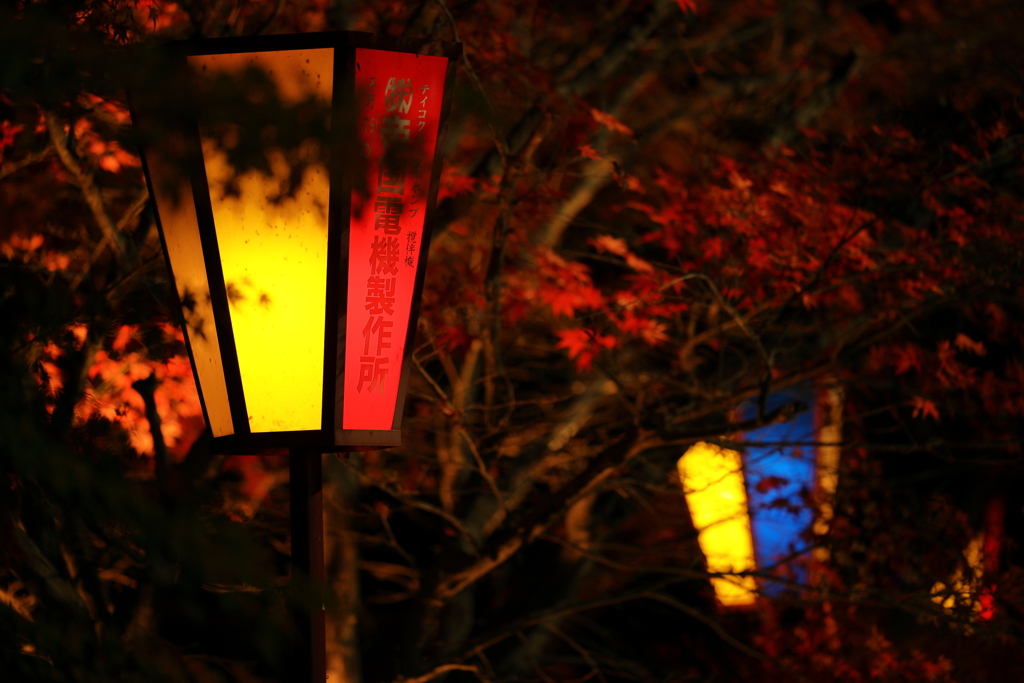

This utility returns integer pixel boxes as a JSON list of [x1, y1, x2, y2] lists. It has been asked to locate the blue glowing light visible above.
[[739, 388, 817, 591]]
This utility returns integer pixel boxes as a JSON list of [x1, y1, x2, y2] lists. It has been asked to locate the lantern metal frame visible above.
[[131, 31, 460, 455]]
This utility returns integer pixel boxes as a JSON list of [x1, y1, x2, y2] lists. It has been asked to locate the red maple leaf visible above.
[[590, 108, 633, 136], [674, 0, 698, 14], [556, 329, 618, 371], [911, 396, 940, 422], [579, 144, 602, 161], [954, 333, 986, 356]]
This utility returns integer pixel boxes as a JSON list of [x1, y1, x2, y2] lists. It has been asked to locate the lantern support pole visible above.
[[289, 448, 326, 683]]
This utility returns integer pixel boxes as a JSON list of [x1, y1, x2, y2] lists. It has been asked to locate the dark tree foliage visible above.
[[3, 1, 1024, 682]]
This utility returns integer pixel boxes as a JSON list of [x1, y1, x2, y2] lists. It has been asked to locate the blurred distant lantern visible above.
[[130, 31, 459, 683], [677, 386, 843, 608]]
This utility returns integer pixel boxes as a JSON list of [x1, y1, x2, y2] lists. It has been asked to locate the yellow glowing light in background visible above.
[[813, 386, 843, 563], [678, 442, 758, 606], [931, 534, 984, 615], [189, 49, 334, 433]]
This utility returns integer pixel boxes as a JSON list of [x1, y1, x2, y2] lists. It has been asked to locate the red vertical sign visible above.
[[343, 49, 448, 431]]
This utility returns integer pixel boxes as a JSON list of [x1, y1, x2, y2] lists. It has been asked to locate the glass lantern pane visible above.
[[739, 388, 817, 591], [143, 132, 234, 438], [342, 48, 449, 431], [189, 48, 334, 433], [678, 442, 758, 606]]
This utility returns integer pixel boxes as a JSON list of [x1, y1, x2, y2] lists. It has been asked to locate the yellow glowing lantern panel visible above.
[[189, 49, 334, 433], [141, 127, 234, 438], [678, 442, 758, 606]]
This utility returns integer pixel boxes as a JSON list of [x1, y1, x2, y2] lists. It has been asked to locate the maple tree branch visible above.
[[545, 378, 619, 451], [460, 576, 690, 660], [175, 0, 206, 37], [116, 189, 151, 233], [540, 46, 805, 249], [641, 592, 811, 683], [412, 354, 456, 412], [435, 338, 481, 512], [484, 114, 553, 303], [937, 133, 1024, 184], [458, 427, 508, 516], [679, 2, 796, 58], [692, 275, 774, 419], [468, 0, 673, 184], [769, 49, 861, 147], [44, 111, 125, 262], [540, 156, 616, 248], [335, 456, 481, 556], [48, 324, 104, 437], [394, 663, 487, 683], [454, 338, 482, 414], [658, 400, 806, 446], [11, 520, 92, 619], [435, 3, 807, 239], [132, 374, 170, 477], [404, 0, 445, 38], [662, 362, 832, 432], [0, 143, 54, 181], [69, 189, 152, 292], [536, 8, 854, 247], [479, 112, 552, 424], [434, 0, 508, 164], [538, 48, 669, 249], [479, 450, 578, 540], [536, 533, 708, 582], [428, 330, 465, 398], [541, 623, 608, 683], [434, 430, 640, 599], [577, 269, 773, 413], [514, 629, 561, 683], [446, 399, 804, 599], [253, 0, 285, 35], [557, 0, 677, 98]]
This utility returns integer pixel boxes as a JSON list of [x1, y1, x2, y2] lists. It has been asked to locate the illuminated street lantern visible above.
[[130, 31, 459, 683], [131, 32, 458, 455], [678, 387, 844, 607]]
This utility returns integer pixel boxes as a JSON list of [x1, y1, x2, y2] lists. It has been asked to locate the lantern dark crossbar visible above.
[[130, 32, 459, 454]]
